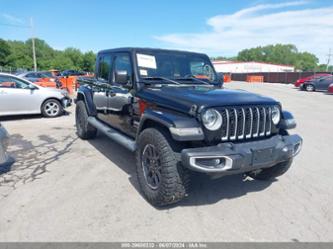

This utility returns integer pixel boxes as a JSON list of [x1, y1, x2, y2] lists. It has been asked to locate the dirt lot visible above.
[[0, 82, 332, 242]]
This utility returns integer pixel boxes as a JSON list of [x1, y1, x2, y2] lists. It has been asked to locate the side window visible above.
[[98, 54, 112, 82], [113, 53, 132, 84], [0, 76, 16, 88], [0, 76, 30, 89]]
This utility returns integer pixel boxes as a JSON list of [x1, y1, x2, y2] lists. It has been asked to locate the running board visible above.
[[87, 117, 136, 152]]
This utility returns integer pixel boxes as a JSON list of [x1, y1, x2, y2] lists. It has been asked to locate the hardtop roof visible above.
[[97, 47, 208, 57]]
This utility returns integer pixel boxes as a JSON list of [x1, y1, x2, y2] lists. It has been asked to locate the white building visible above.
[[212, 60, 295, 73]]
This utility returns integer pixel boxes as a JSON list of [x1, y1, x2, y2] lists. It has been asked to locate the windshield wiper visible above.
[[142, 77, 181, 85], [174, 77, 210, 85]]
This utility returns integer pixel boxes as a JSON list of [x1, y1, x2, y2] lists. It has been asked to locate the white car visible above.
[[0, 73, 71, 118]]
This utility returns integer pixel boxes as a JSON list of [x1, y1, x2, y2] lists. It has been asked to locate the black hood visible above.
[[137, 85, 279, 114]]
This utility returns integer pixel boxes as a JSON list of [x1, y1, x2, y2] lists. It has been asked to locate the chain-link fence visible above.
[[0, 66, 32, 74]]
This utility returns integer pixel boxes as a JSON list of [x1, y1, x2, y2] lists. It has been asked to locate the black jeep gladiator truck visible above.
[[75, 48, 302, 206]]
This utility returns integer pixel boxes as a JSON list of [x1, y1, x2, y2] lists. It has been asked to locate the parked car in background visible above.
[[302, 75, 333, 92], [294, 73, 331, 88], [0, 73, 71, 118], [17, 71, 53, 82], [0, 123, 14, 172], [17, 71, 62, 88], [61, 70, 86, 77], [328, 83, 333, 94]]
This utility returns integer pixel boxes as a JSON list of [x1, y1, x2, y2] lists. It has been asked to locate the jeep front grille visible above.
[[220, 106, 273, 141]]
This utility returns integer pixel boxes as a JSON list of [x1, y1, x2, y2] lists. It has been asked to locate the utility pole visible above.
[[30, 17, 37, 72], [327, 48, 332, 72]]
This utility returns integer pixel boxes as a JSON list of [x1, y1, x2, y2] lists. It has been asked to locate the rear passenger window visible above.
[[98, 54, 112, 82], [0, 76, 30, 89], [0, 76, 16, 88]]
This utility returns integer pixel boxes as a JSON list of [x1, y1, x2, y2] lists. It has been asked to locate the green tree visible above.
[[81, 51, 96, 72], [50, 53, 75, 70], [294, 52, 318, 71], [6, 40, 33, 69], [3, 39, 96, 71], [63, 47, 83, 70], [0, 39, 11, 66], [26, 38, 56, 70], [237, 44, 318, 71], [316, 64, 333, 72]]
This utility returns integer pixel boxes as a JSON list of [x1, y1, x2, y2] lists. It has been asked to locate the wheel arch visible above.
[[137, 108, 204, 142], [76, 88, 97, 116]]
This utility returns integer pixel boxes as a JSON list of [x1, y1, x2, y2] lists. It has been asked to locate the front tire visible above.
[[247, 159, 293, 181], [75, 101, 97, 139], [136, 128, 190, 207], [41, 99, 63, 118], [305, 84, 315, 92]]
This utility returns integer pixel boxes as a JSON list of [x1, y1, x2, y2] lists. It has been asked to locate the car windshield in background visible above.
[[136, 51, 218, 84], [40, 72, 53, 78]]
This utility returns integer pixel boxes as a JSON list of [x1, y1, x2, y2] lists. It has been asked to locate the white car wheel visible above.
[[42, 99, 62, 118]]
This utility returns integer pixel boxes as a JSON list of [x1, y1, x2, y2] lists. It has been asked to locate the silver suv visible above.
[[0, 73, 71, 117]]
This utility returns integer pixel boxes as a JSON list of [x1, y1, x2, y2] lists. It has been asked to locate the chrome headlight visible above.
[[201, 109, 222, 131], [272, 106, 281, 125]]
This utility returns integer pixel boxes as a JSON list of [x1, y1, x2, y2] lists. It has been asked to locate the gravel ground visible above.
[[0, 82, 332, 242]]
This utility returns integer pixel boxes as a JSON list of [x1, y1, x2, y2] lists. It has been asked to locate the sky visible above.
[[0, 0, 332, 63]]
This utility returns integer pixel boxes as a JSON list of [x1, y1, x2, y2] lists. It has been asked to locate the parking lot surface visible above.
[[0, 82, 332, 242]]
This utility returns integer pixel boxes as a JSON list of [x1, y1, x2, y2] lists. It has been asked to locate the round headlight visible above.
[[272, 106, 281, 125], [202, 109, 222, 131]]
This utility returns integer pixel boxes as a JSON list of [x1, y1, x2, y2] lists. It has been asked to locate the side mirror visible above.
[[216, 73, 224, 88], [28, 84, 38, 90], [115, 70, 129, 85]]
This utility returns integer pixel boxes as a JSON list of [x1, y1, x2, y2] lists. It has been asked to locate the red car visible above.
[[294, 73, 331, 87], [328, 83, 333, 93]]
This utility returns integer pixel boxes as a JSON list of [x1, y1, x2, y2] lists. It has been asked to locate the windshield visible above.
[[136, 51, 218, 84], [41, 72, 53, 78]]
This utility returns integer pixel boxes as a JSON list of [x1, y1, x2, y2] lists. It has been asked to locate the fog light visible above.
[[196, 158, 224, 168]]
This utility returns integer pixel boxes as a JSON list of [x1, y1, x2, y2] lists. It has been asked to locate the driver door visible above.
[[106, 52, 135, 137], [0, 76, 40, 116], [94, 53, 113, 124]]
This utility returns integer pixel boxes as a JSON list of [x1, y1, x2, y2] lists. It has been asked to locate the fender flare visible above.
[[76, 86, 97, 116], [278, 111, 296, 130], [137, 109, 204, 141]]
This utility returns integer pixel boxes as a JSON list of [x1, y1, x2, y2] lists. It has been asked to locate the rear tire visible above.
[[247, 159, 293, 181], [75, 101, 97, 139], [41, 99, 63, 118], [136, 128, 190, 207]]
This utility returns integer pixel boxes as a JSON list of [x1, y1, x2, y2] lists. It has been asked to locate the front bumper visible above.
[[181, 134, 302, 175], [61, 97, 72, 108]]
